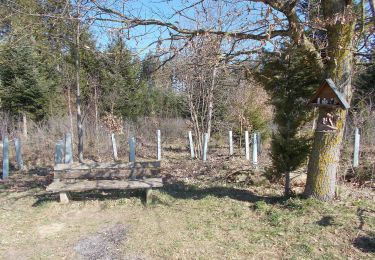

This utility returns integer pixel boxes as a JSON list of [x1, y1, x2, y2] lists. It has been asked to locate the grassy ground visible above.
[[0, 170, 374, 260]]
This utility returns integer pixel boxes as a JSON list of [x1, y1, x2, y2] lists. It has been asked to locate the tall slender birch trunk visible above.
[[75, 0, 84, 163]]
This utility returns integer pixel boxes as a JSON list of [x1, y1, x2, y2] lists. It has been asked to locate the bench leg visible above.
[[145, 188, 152, 205], [59, 192, 70, 204]]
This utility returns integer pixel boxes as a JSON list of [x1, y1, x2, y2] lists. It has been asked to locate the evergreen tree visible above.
[[0, 45, 51, 120], [258, 47, 322, 195]]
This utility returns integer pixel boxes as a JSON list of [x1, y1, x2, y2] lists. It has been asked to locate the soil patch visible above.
[[74, 224, 127, 260]]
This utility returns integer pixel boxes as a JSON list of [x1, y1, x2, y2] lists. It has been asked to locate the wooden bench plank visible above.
[[46, 178, 163, 192], [54, 168, 161, 180], [54, 161, 161, 171]]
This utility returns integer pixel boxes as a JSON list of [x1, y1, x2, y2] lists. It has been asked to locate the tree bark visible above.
[[285, 171, 291, 196], [304, 0, 355, 200], [75, 0, 84, 163], [67, 84, 74, 150], [22, 112, 27, 139], [369, 0, 375, 26], [206, 66, 217, 141]]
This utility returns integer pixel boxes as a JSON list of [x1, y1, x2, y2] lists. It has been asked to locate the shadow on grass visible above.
[[316, 216, 335, 227], [354, 208, 375, 253], [0, 167, 52, 194], [353, 233, 375, 253], [32, 181, 287, 207], [32, 189, 145, 207], [161, 181, 286, 205]]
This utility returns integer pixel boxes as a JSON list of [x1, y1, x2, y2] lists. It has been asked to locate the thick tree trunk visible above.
[[304, 109, 347, 200], [304, 0, 355, 200]]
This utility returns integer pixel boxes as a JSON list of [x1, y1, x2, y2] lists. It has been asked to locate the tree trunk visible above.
[[206, 66, 217, 141], [22, 112, 27, 139], [285, 171, 291, 196], [75, 1, 84, 163], [304, 0, 355, 200], [369, 0, 375, 26], [67, 84, 74, 150]]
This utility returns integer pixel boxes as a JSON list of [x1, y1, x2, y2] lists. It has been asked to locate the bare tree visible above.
[[91, 0, 374, 200]]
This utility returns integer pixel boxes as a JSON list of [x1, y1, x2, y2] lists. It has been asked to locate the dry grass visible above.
[[1, 116, 374, 259], [0, 159, 374, 260]]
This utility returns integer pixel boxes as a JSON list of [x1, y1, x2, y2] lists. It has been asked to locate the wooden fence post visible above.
[[157, 130, 161, 161], [129, 137, 136, 179], [229, 130, 233, 156], [2, 136, 9, 179], [111, 133, 118, 161], [353, 128, 360, 168], [245, 131, 250, 160], [14, 138, 24, 170], [257, 132, 262, 155], [64, 133, 73, 164], [55, 140, 64, 164], [129, 137, 136, 163], [188, 131, 195, 159], [252, 133, 258, 166], [203, 133, 208, 162]]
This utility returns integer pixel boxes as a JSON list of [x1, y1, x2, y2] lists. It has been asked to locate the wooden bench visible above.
[[46, 161, 163, 204]]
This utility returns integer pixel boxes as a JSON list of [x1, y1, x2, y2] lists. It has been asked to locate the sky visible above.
[[89, 0, 285, 58]]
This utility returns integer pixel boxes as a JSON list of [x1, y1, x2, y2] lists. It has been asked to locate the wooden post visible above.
[[64, 133, 73, 164], [145, 188, 152, 205], [2, 136, 9, 179], [129, 137, 136, 179], [245, 131, 250, 160], [257, 132, 262, 155], [14, 138, 24, 170], [55, 140, 64, 164], [129, 137, 136, 162], [203, 133, 208, 161], [252, 133, 258, 166], [229, 130, 233, 156], [353, 128, 360, 168], [157, 130, 161, 161], [188, 131, 195, 159], [59, 192, 70, 204], [111, 133, 118, 161]]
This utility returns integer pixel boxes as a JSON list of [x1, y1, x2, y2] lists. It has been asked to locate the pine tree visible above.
[[259, 47, 322, 195], [0, 45, 51, 120]]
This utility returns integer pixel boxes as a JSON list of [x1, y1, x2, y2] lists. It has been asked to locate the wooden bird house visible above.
[[309, 79, 350, 110]]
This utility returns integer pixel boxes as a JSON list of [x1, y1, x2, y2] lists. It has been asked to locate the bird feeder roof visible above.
[[309, 78, 350, 109]]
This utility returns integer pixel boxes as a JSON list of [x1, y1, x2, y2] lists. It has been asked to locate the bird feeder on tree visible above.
[[309, 78, 350, 132]]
